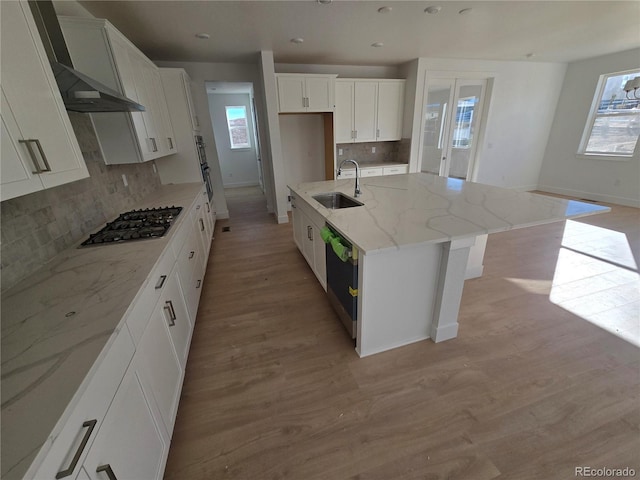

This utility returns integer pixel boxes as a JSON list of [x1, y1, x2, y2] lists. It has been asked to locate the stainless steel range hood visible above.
[[28, 0, 145, 113]]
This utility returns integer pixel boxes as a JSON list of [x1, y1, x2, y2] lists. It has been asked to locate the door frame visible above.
[[417, 71, 494, 181]]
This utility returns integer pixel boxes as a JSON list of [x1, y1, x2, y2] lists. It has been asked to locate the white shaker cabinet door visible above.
[[353, 81, 378, 143], [161, 268, 193, 370], [80, 363, 168, 480], [277, 76, 306, 112], [1, 91, 44, 199], [334, 81, 354, 143], [134, 291, 184, 437], [0, 1, 88, 201], [376, 81, 405, 141], [305, 76, 333, 112]]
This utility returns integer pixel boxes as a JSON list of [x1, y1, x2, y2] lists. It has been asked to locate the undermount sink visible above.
[[312, 192, 364, 209]]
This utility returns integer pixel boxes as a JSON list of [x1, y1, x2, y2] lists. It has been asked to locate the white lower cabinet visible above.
[[31, 330, 135, 480], [136, 272, 185, 436], [78, 358, 168, 480], [159, 268, 192, 371], [27, 189, 212, 480], [290, 191, 327, 290]]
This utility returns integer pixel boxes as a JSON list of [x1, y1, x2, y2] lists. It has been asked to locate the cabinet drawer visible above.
[[30, 328, 135, 480], [361, 168, 383, 177], [337, 169, 357, 179], [125, 247, 177, 345], [383, 165, 408, 175]]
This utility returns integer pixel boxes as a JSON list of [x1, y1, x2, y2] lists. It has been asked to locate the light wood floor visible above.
[[164, 190, 639, 480]]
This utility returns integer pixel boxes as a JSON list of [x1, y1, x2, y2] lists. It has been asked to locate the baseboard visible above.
[[216, 210, 229, 219], [223, 182, 261, 188], [277, 214, 289, 224], [536, 185, 640, 207], [511, 184, 538, 192]]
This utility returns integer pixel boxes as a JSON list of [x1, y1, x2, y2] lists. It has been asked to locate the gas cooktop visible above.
[[80, 206, 182, 247]]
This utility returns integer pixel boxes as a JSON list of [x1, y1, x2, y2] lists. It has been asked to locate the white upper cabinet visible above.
[[58, 16, 176, 164], [276, 74, 336, 112], [334, 79, 405, 144], [0, 1, 89, 202], [376, 81, 405, 141]]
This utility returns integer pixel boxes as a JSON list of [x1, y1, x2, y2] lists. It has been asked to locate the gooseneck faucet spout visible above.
[[337, 159, 361, 197]]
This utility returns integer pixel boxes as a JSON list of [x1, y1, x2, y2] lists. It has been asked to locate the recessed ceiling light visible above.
[[525, 53, 535, 58], [458, 8, 472, 15], [195, 33, 210, 39], [424, 5, 441, 14], [377, 6, 392, 13], [317, 0, 332, 4], [290, 37, 304, 44], [371, 42, 384, 48]]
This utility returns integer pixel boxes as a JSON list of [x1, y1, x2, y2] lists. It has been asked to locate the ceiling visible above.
[[73, 1, 640, 66]]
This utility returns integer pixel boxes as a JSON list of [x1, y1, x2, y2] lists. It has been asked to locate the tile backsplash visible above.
[[1, 113, 161, 292], [336, 139, 410, 166]]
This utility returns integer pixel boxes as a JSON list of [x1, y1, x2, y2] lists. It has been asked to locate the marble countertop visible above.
[[289, 173, 610, 254], [1, 183, 203, 480]]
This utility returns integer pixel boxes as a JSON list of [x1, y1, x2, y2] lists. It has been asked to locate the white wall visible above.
[[279, 114, 325, 188], [208, 92, 260, 188], [407, 58, 567, 190], [538, 49, 640, 207], [156, 60, 274, 217]]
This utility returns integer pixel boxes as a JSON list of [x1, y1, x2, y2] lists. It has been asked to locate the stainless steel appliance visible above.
[[195, 135, 214, 201], [325, 225, 359, 339], [80, 207, 182, 246], [28, 1, 144, 113]]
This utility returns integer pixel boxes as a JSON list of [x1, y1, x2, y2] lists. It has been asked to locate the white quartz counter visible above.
[[0, 183, 203, 480], [289, 173, 610, 254]]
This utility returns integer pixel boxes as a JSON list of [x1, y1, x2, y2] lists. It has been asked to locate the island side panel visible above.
[[465, 234, 488, 280], [356, 244, 441, 357], [430, 237, 475, 342]]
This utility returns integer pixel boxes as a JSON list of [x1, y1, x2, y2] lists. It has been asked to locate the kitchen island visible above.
[[289, 173, 609, 357]]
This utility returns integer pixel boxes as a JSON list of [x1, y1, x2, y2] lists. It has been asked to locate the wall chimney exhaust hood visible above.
[[28, 0, 145, 113]]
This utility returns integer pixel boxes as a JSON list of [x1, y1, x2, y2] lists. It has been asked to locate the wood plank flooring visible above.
[[164, 191, 639, 480]]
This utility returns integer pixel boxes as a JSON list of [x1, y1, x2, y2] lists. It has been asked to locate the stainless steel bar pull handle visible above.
[[188, 251, 195, 259], [199, 218, 205, 231], [155, 275, 167, 289], [164, 300, 177, 326], [19, 139, 51, 173], [96, 464, 118, 480], [55, 419, 97, 479], [206, 202, 210, 213], [150, 137, 158, 152], [168, 137, 174, 149], [196, 279, 202, 289]]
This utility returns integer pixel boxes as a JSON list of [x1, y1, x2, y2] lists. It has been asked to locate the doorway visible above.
[[206, 82, 265, 195], [420, 77, 488, 180]]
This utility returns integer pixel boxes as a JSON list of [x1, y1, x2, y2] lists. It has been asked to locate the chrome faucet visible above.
[[338, 159, 361, 197]]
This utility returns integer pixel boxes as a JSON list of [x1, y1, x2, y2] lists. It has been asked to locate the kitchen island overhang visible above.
[[289, 173, 610, 357]]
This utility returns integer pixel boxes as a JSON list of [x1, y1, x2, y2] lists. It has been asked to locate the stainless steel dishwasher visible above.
[[324, 225, 358, 339]]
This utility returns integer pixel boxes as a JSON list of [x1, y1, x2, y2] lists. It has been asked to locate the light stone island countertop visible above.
[[1, 183, 203, 480], [289, 173, 610, 254]]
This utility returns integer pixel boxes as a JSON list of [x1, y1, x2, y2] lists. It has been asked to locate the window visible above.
[[225, 106, 251, 149], [579, 69, 640, 157]]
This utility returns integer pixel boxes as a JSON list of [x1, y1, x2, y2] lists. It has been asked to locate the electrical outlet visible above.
[[338, 148, 343, 155], [122, 174, 128, 187], [372, 146, 376, 153], [152, 162, 157, 173]]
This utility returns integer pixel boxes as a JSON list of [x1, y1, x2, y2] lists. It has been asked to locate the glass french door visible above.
[[420, 78, 486, 180]]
